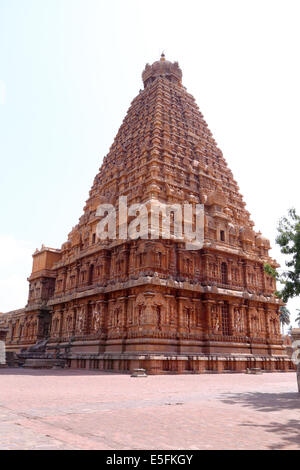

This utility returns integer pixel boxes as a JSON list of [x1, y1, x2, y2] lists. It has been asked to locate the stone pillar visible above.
[[97, 299, 108, 350], [62, 267, 68, 292], [88, 301, 96, 335], [84, 302, 92, 335], [18, 322, 24, 341], [37, 312, 48, 340], [217, 301, 224, 335], [192, 298, 201, 329], [59, 309, 64, 338], [258, 307, 266, 338], [76, 262, 81, 288], [291, 328, 300, 393], [264, 308, 271, 339], [127, 295, 136, 329], [10, 321, 16, 341], [164, 294, 175, 326], [108, 299, 115, 331], [228, 303, 235, 336], [245, 303, 251, 337], [118, 296, 128, 336], [72, 305, 78, 335], [243, 262, 251, 289], [177, 296, 188, 334], [202, 300, 214, 335]]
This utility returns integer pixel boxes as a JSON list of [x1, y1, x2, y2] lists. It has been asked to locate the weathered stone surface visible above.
[[0, 55, 294, 373]]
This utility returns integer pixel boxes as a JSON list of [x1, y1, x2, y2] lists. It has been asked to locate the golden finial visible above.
[[160, 51, 165, 62]]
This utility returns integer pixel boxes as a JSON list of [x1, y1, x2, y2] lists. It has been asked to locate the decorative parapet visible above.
[[291, 328, 300, 392]]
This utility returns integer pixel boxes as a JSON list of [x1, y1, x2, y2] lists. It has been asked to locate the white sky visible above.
[[0, 0, 299, 328]]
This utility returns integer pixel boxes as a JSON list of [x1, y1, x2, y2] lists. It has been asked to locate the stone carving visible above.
[[234, 308, 244, 333], [211, 306, 220, 333], [76, 308, 85, 334], [65, 314, 73, 333], [91, 305, 101, 332], [27, 338, 49, 353]]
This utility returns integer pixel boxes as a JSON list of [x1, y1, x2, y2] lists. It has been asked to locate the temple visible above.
[[0, 55, 293, 373]]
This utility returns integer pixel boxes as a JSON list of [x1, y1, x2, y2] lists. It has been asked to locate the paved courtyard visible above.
[[0, 369, 299, 450]]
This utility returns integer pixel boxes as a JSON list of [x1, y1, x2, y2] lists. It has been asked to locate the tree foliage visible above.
[[276, 208, 300, 303], [265, 208, 300, 304], [279, 306, 291, 327]]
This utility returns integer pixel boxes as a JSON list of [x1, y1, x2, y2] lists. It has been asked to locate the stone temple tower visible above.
[[2, 55, 293, 373]]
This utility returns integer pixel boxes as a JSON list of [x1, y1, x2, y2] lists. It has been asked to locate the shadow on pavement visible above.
[[240, 419, 300, 450], [220, 391, 300, 449], [220, 391, 300, 412]]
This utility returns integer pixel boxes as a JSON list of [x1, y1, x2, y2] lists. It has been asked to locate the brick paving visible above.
[[0, 369, 299, 450]]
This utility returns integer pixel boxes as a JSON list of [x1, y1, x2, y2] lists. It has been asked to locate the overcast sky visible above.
[[0, 0, 299, 328]]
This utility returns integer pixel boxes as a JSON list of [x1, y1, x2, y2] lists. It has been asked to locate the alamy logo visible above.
[[96, 197, 204, 250]]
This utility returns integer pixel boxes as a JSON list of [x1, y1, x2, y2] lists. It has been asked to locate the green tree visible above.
[[276, 208, 300, 303], [265, 209, 300, 307], [279, 306, 291, 333]]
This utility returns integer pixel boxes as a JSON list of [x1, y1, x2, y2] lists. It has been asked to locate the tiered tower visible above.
[[3, 55, 292, 373]]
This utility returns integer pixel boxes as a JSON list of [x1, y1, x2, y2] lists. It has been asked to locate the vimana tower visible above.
[[2, 55, 293, 373]]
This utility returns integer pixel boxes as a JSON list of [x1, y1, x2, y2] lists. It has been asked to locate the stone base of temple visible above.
[[61, 353, 294, 375], [6, 337, 295, 374], [5, 350, 294, 374], [22, 358, 66, 369]]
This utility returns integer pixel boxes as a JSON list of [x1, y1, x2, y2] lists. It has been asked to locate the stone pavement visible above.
[[0, 369, 299, 450]]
